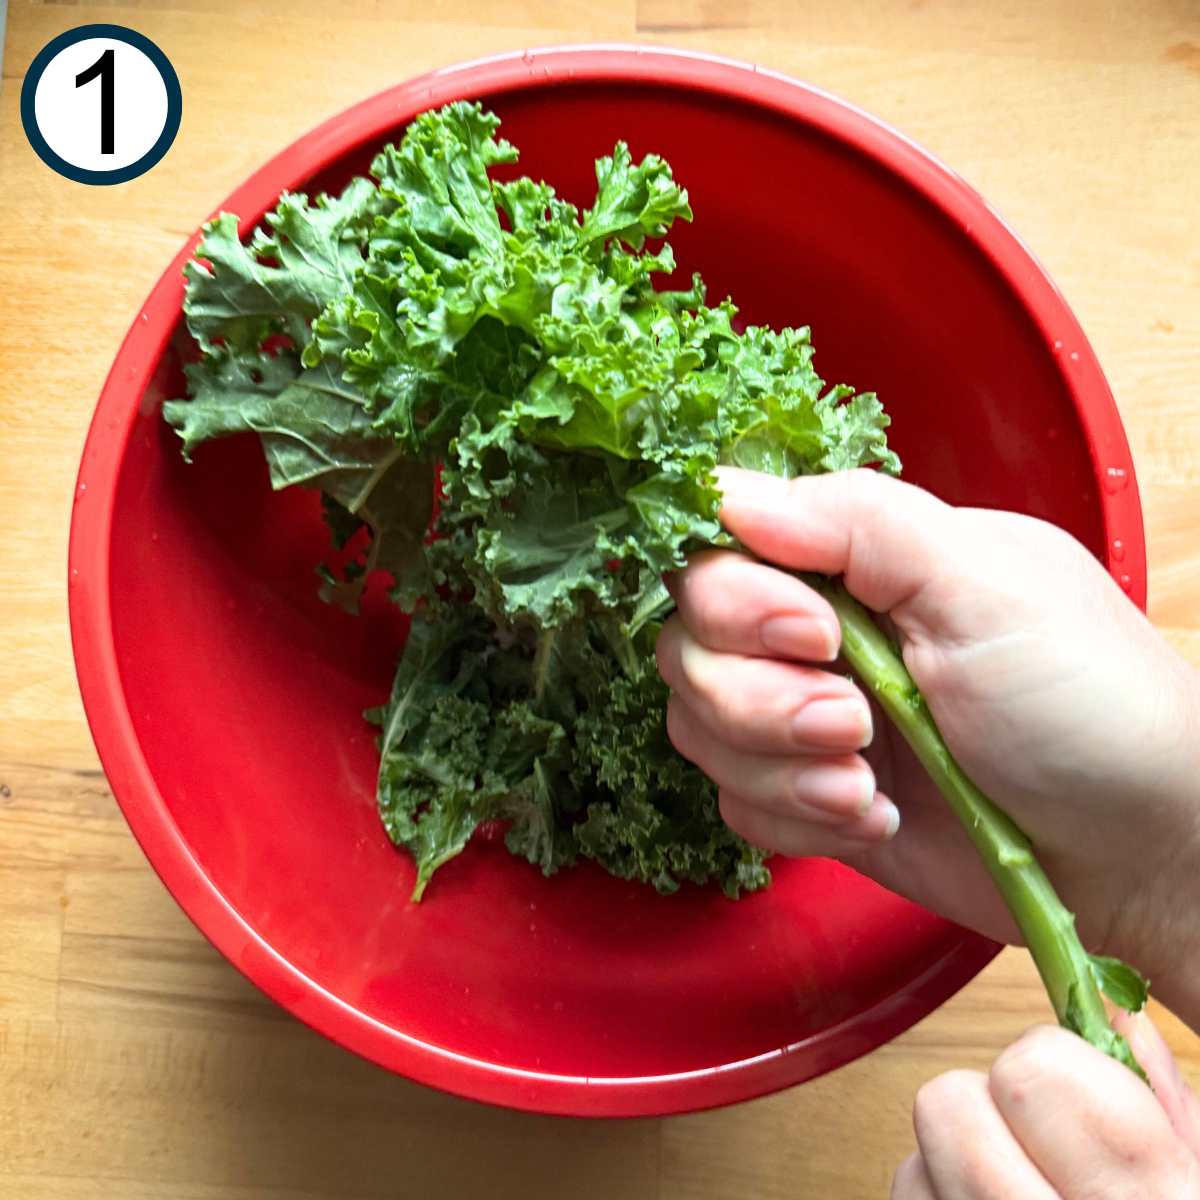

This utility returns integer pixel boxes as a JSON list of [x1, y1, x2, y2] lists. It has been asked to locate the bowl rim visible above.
[[68, 43, 1144, 1118]]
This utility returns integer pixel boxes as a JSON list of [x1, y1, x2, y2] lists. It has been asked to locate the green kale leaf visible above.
[[164, 99, 899, 901]]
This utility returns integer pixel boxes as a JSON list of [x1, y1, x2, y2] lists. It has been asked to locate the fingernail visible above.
[[879, 797, 901, 839], [678, 635, 723, 694], [839, 796, 899, 843], [792, 763, 875, 821], [712, 467, 784, 506], [760, 615, 839, 662], [711, 466, 748, 492], [792, 697, 872, 749]]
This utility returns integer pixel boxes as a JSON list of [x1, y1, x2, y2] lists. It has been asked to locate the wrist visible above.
[[1106, 649, 1200, 1031]]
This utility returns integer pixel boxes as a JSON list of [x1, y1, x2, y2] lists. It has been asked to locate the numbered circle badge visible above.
[[21, 24, 182, 185]]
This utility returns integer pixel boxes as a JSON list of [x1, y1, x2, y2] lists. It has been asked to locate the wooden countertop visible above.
[[2, 2, 1198, 1196]]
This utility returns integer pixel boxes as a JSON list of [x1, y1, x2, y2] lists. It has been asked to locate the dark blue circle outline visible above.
[[20, 24, 182, 186]]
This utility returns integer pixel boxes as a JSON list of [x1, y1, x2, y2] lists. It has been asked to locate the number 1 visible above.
[[75, 47, 115, 155]]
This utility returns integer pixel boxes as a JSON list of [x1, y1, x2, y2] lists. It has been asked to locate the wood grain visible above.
[[2, 1, 1198, 1196]]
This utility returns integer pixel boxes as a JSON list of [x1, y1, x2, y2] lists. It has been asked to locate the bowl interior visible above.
[[108, 80, 1103, 1091]]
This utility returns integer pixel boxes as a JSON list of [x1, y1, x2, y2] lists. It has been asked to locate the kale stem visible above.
[[596, 613, 640, 678], [532, 628, 557, 705], [811, 575, 1145, 1078]]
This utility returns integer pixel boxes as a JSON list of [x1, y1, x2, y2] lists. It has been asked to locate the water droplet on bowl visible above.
[[76, 482, 87, 497], [521, 49, 534, 66], [1118, 573, 1132, 593], [1111, 538, 1126, 562], [1052, 340, 1064, 352], [1069, 350, 1080, 362], [1103, 466, 1129, 494]]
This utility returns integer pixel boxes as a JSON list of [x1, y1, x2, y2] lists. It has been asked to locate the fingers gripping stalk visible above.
[[817, 576, 1147, 1078]]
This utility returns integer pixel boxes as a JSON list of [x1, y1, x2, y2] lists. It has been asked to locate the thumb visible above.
[[1113, 1007, 1200, 1161], [713, 467, 957, 616]]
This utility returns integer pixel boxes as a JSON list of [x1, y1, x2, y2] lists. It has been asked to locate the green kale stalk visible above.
[[163, 101, 1147, 1073]]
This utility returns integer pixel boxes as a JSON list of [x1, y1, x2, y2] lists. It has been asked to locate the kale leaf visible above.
[[163, 100, 898, 900]]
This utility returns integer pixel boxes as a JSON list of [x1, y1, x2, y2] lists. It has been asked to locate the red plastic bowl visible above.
[[69, 46, 1145, 1117]]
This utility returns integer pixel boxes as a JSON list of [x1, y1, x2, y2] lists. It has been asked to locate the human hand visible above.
[[656, 468, 1200, 1019], [892, 1017, 1200, 1197]]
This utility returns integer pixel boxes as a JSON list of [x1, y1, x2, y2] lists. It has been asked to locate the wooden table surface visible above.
[[2, 1, 1199, 1196]]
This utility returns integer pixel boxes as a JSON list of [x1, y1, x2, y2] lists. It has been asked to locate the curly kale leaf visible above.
[[571, 658, 770, 898], [183, 179, 382, 353], [163, 352, 432, 612], [371, 609, 568, 898], [164, 100, 903, 902], [373, 611, 767, 900]]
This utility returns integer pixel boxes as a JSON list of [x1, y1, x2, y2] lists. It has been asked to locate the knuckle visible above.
[[782, 473, 809, 507], [957, 1156, 993, 1197], [678, 645, 753, 727], [912, 1070, 977, 1137], [1081, 1151, 1192, 1199], [681, 546, 733, 579], [1110, 1139, 1158, 1175], [989, 1025, 1067, 1105], [675, 631, 709, 694], [675, 549, 742, 630], [718, 791, 781, 855], [717, 790, 748, 836], [911, 1080, 941, 1135], [783, 467, 879, 521], [849, 465, 888, 491], [683, 589, 735, 649], [1092, 1119, 1190, 1184], [852, 468, 942, 528], [714, 685, 759, 736], [1167, 1144, 1200, 1191], [841, 466, 892, 508], [889, 1152, 925, 1200], [654, 616, 681, 685], [1022, 513, 1088, 559], [664, 697, 692, 758]]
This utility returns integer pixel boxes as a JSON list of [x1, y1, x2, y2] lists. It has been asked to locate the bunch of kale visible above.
[[164, 102, 897, 900]]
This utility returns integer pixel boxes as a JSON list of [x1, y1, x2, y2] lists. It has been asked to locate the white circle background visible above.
[[33, 37, 170, 173]]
